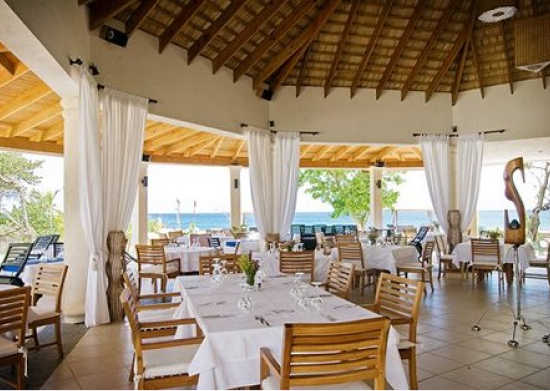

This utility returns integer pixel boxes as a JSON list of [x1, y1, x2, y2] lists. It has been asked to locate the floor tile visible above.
[[417, 352, 465, 374], [472, 356, 540, 380], [419, 375, 470, 390], [441, 366, 514, 389], [456, 338, 513, 355], [521, 368, 550, 389], [498, 381, 544, 390], [430, 345, 492, 364], [520, 342, 550, 357], [498, 349, 550, 369]]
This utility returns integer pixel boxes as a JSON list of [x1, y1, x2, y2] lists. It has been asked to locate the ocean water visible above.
[[148, 210, 550, 231]]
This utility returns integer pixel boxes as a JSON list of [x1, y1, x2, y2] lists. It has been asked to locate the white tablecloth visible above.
[[251, 250, 335, 282], [164, 246, 216, 273], [173, 275, 408, 390], [451, 242, 535, 269], [222, 239, 260, 255]]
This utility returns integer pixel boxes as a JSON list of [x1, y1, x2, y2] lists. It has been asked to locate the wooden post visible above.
[[106, 230, 127, 321]]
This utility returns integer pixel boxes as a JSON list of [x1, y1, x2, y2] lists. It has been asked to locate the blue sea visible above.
[[148, 210, 550, 231]]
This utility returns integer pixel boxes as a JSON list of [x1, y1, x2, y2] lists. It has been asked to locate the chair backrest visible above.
[[410, 226, 429, 244], [167, 230, 184, 239], [434, 234, 448, 256], [122, 269, 140, 300], [325, 262, 354, 299], [136, 245, 167, 272], [208, 237, 221, 248], [422, 241, 435, 265], [120, 288, 143, 356], [190, 234, 211, 247], [279, 251, 314, 276], [335, 234, 357, 245], [31, 264, 68, 312], [337, 242, 364, 269], [374, 273, 423, 343], [199, 254, 239, 275], [471, 238, 500, 265], [0, 286, 30, 346], [151, 238, 170, 247], [0, 243, 32, 277], [278, 318, 390, 389], [29, 234, 60, 261]]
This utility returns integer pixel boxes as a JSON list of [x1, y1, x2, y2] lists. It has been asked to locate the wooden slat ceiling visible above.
[[83, 0, 549, 102], [0, 41, 421, 167]]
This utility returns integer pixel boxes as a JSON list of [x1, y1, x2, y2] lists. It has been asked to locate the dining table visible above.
[[251, 249, 335, 282], [164, 245, 216, 273], [172, 274, 409, 390]]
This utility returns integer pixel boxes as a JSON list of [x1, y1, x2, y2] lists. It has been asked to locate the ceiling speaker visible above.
[[261, 89, 273, 101], [100, 25, 128, 47], [478, 0, 517, 23]]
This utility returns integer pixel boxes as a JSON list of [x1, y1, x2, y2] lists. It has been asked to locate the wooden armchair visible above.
[[136, 245, 180, 293], [323, 261, 354, 299], [120, 289, 203, 390], [334, 233, 357, 245], [396, 241, 434, 292], [167, 230, 184, 240], [279, 251, 314, 278], [434, 234, 453, 279], [337, 242, 369, 295], [470, 239, 502, 284], [525, 245, 550, 285], [259, 318, 390, 390], [363, 273, 424, 389], [151, 238, 170, 247], [0, 286, 30, 389], [198, 254, 239, 275], [26, 264, 68, 358]]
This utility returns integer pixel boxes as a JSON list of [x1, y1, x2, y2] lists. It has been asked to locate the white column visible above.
[[129, 162, 148, 250], [61, 96, 87, 324], [229, 166, 241, 228], [370, 168, 383, 229]]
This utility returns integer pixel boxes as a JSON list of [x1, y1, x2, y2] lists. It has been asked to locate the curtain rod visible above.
[[240, 123, 320, 136], [412, 129, 505, 137], [69, 58, 158, 104]]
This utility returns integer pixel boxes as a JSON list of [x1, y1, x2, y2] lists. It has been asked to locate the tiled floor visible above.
[[42, 272, 550, 390]]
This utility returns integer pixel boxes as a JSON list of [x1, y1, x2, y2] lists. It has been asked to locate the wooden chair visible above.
[[323, 261, 354, 299], [136, 245, 180, 293], [0, 243, 32, 286], [470, 239, 503, 285], [337, 242, 369, 295], [189, 234, 211, 247], [26, 264, 68, 358], [167, 230, 184, 240], [259, 317, 390, 390], [0, 286, 31, 389], [198, 254, 239, 275], [396, 241, 434, 292], [525, 245, 550, 285], [335, 234, 357, 246], [151, 238, 170, 247], [434, 234, 453, 279], [279, 251, 314, 278], [363, 273, 424, 390], [120, 288, 203, 390], [122, 269, 181, 307]]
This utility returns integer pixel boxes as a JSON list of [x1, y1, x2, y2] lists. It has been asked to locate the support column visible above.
[[370, 167, 383, 229], [229, 166, 242, 228], [129, 162, 148, 250], [61, 96, 87, 324]]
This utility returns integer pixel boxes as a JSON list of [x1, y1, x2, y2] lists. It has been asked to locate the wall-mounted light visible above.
[[376, 179, 382, 189], [141, 176, 148, 188]]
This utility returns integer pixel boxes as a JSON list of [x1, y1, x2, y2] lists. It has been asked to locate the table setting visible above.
[[172, 271, 409, 390], [164, 244, 216, 273], [451, 240, 535, 270]]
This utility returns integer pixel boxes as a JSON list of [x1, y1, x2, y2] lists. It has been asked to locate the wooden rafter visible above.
[[42, 121, 64, 142], [0, 53, 15, 75], [161, 133, 213, 155], [452, 40, 470, 106], [0, 83, 52, 121], [330, 146, 352, 162], [144, 128, 197, 150], [296, 45, 312, 98], [126, 0, 160, 37], [144, 124, 178, 141], [232, 0, 314, 81], [348, 146, 371, 162], [470, 38, 484, 98], [253, 0, 340, 90], [372, 146, 395, 161], [400, 1, 458, 101], [499, 22, 514, 94], [88, 0, 135, 30], [181, 134, 219, 156], [214, 0, 290, 76], [350, 0, 393, 98], [324, 0, 359, 98], [188, 0, 249, 65], [425, 3, 476, 103], [300, 144, 314, 158], [211, 136, 225, 157], [158, 0, 207, 54], [376, 0, 426, 99], [270, 42, 310, 94], [11, 103, 62, 137], [232, 140, 245, 160], [312, 145, 333, 161], [0, 64, 28, 89]]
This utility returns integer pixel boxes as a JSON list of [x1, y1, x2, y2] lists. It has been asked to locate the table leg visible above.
[[503, 263, 514, 284]]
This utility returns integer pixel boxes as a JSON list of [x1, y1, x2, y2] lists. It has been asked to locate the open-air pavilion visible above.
[[0, 0, 549, 389]]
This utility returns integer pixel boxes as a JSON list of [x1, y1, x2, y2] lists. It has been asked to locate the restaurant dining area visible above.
[[0, 0, 550, 389]]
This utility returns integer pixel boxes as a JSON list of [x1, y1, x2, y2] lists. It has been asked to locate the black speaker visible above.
[[261, 89, 273, 101], [100, 25, 128, 48]]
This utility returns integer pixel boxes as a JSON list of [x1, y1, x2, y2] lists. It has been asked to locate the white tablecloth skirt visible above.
[[451, 242, 535, 269], [222, 239, 260, 255], [164, 246, 216, 273], [252, 250, 335, 282]]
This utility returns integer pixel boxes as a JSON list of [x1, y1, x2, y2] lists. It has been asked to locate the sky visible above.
[[23, 152, 542, 214]]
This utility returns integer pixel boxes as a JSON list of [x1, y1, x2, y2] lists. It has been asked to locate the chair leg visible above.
[[359, 273, 365, 296], [16, 354, 24, 390], [409, 348, 418, 390], [547, 266, 550, 286], [32, 327, 39, 351], [129, 353, 135, 382], [438, 261, 442, 280], [429, 269, 434, 292], [55, 317, 64, 358]]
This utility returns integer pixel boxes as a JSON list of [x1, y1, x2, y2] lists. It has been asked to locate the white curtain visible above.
[[273, 132, 300, 240], [457, 133, 484, 231], [247, 128, 274, 238], [100, 88, 147, 233], [78, 69, 110, 327], [419, 134, 450, 233]]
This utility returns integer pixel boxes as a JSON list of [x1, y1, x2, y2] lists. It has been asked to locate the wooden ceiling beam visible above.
[[324, 0, 360, 98], [211, 136, 225, 158], [296, 44, 312, 97], [400, 0, 458, 101], [348, 146, 371, 162], [425, 3, 476, 103], [214, 0, 290, 76], [375, 0, 427, 99], [452, 40, 470, 106], [126, 0, 160, 37], [232, 0, 313, 81], [185, 136, 220, 157], [188, 0, 249, 65], [158, 0, 207, 54], [0, 83, 52, 121], [300, 144, 314, 158], [0, 53, 15, 75], [11, 103, 62, 137], [253, 0, 341, 90], [350, 0, 393, 98], [0, 136, 62, 155], [499, 22, 513, 94], [144, 124, 178, 141], [330, 146, 353, 162], [232, 140, 245, 160], [161, 133, 214, 155], [0, 43, 8, 53], [0, 63, 28, 90], [88, 0, 136, 30], [270, 41, 310, 94], [42, 121, 64, 142], [372, 146, 395, 161], [470, 39, 485, 98], [145, 128, 197, 150], [312, 145, 334, 161]]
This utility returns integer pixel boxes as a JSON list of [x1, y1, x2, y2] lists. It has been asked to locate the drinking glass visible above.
[[237, 283, 253, 313]]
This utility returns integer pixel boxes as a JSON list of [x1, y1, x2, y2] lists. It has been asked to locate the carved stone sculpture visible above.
[[106, 230, 127, 321]]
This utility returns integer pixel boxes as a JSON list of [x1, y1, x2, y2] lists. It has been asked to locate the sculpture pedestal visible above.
[[106, 231, 127, 321]]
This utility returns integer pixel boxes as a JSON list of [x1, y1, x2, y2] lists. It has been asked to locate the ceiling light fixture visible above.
[[478, 0, 517, 23]]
